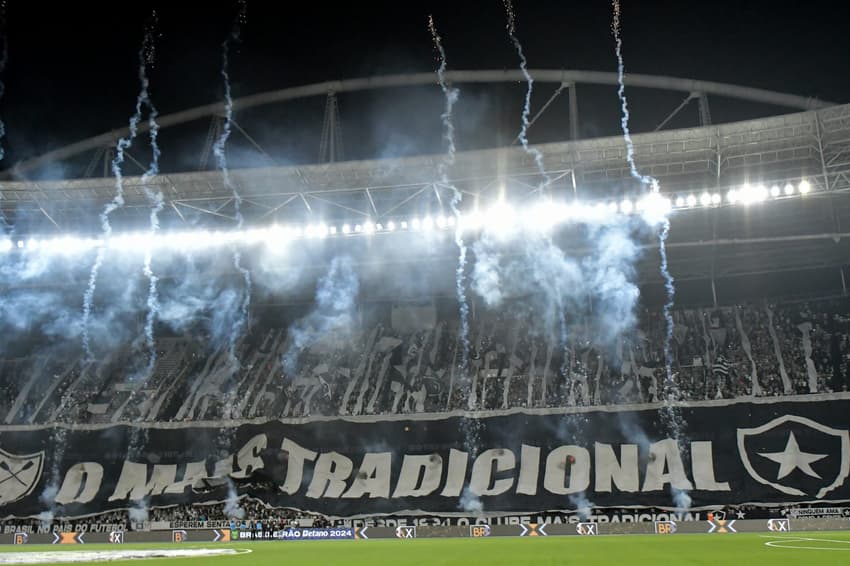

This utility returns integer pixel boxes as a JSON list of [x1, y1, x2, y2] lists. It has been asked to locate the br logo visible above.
[[395, 526, 416, 539], [767, 519, 790, 532], [109, 531, 124, 544], [738, 415, 849, 498], [576, 523, 597, 536], [0, 448, 44, 506], [172, 530, 188, 543], [13, 533, 27, 545], [470, 525, 491, 537], [655, 521, 677, 534]]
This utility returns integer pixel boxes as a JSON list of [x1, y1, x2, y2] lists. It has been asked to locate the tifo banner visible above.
[[0, 395, 849, 518]]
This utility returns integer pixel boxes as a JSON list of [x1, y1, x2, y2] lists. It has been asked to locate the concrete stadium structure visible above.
[[1, 70, 849, 302]]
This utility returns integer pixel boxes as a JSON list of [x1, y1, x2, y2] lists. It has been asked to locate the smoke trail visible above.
[[139, 14, 163, 380], [81, 16, 159, 363], [611, 0, 684, 506], [502, 0, 550, 188], [281, 255, 359, 376], [501, 2, 571, 398], [428, 16, 470, 384], [224, 478, 245, 519], [214, 0, 251, 372], [0, 3, 7, 164]]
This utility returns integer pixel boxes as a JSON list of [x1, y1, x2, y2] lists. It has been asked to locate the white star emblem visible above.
[[759, 432, 827, 480], [735, 510, 746, 519]]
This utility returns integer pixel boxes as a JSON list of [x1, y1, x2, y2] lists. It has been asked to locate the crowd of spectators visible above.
[[1, 297, 848, 424]]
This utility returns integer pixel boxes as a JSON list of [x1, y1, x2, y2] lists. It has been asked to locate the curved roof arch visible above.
[[7, 69, 838, 177]]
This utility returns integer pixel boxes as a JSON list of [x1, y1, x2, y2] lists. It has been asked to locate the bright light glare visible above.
[[711, 193, 721, 205], [342, 224, 351, 234], [686, 195, 697, 207], [620, 199, 633, 214], [799, 180, 811, 194], [699, 192, 711, 207], [770, 185, 780, 197], [727, 190, 738, 203], [386, 221, 396, 231], [675, 196, 685, 207], [784, 183, 794, 196]]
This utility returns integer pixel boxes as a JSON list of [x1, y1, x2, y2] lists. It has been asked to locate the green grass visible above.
[[3, 532, 850, 565]]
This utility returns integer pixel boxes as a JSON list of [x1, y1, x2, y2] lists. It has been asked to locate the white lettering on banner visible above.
[[690, 441, 730, 491], [594, 443, 639, 493], [164, 461, 208, 495], [306, 452, 354, 498], [439, 449, 468, 497], [56, 463, 103, 505], [232, 434, 267, 479], [469, 449, 515, 496], [342, 453, 392, 499], [108, 463, 178, 501], [642, 439, 694, 492], [544, 446, 590, 495], [515, 445, 540, 495], [392, 454, 442, 498], [40, 433, 782, 506], [280, 438, 317, 495]]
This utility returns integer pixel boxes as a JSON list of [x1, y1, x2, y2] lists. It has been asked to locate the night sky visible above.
[[2, 0, 849, 176]]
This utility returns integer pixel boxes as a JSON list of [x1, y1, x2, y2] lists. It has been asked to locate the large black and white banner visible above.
[[0, 395, 849, 518]]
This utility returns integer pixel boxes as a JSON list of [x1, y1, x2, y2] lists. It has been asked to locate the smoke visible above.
[[569, 493, 594, 521], [81, 18, 159, 362], [428, 15, 470, 383], [213, 0, 252, 372], [224, 479, 245, 519], [459, 486, 483, 514], [672, 487, 691, 511], [282, 256, 360, 376], [128, 500, 149, 525], [37, 510, 54, 531], [470, 221, 640, 353]]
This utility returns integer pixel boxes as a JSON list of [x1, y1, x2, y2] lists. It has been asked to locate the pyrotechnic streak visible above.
[[81, 17, 159, 363], [502, 0, 570, 391], [502, 0, 550, 188], [214, 0, 251, 371], [429, 15, 470, 385], [140, 13, 163, 378], [611, 0, 684, 506]]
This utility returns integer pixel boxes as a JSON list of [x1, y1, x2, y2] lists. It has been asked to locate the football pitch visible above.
[[2, 532, 850, 565]]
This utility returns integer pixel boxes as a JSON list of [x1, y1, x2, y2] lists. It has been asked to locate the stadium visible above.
[[1, 1, 850, 564]]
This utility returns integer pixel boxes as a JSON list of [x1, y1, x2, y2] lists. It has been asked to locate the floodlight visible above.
[[784, 183, 794, 196], [699, 192, 711, 207], [798, 180, 811, 194]]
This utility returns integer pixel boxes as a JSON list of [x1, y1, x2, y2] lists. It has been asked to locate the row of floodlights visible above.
[[673, 180, 811, 209], [0, 180, 813, 254]]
